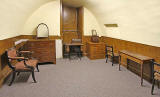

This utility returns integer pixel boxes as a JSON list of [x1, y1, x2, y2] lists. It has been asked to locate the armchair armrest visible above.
[[9, 57, 33, 69], [9, 57, 28, 60], [19, 51, 33, 53]]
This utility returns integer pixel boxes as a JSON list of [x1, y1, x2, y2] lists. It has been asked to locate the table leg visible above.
[[127, 59, 129, 69], [69, 46, 71, 60], [119, 54, 121, 71], [141, 62, 144, 86]]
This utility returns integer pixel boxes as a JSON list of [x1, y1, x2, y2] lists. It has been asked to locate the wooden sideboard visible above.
[[86, 42, 105, 60], [26, 40, 56, 64]]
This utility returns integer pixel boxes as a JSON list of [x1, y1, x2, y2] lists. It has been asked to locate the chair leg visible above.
[[78, 52, 81, 60], [36, 64, 39, 72], [31, 71, 37, 83], [9, 71, 16, 86], [151, 79, 155, 95], [106, 55, 108, 63], [17, 72, 20, 76], [157, 81, 160, 89], [112, 57, 114, 66], [69, 52, 71, 60]]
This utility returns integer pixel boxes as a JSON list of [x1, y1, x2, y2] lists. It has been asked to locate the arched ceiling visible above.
[[1, 0, 160, 46]]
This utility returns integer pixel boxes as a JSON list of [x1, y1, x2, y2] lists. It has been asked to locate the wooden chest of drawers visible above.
[[26, 40, 56, 64], [86, 42, 105, 60]]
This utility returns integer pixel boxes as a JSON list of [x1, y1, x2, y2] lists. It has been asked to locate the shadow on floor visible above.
[[4, 72, 31, 85]]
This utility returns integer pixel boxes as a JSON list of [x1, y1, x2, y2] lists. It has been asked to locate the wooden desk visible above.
[[119, 50, 153, 86], [64, 43, 83, 51], [63, 43, 84, 59], [65, 43, 84, 46]]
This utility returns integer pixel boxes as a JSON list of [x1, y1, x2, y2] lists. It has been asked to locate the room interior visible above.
[[0, 0, 160, 97]]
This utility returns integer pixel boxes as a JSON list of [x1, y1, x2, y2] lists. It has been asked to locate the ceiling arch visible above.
[[1, 0, 160, 46]]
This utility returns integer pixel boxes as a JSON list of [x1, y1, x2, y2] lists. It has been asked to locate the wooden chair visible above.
[[151, 61, 160, 95], [105, 45, 119, 66], [70, 39, 83, 59], [5, 47, 39, 86]]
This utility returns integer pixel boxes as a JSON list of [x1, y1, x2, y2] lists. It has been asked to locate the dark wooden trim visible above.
[[60, 0, 63, 38]]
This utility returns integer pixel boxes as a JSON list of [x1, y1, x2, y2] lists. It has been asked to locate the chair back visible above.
[[71, 39, 82, 43], [7, 47, 17, 58], [152, 61, 160, 80], [106, 45, 114, 56], [5, 47, 17, 70]]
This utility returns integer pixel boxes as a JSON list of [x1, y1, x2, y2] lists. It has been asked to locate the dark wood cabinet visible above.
[[86, 42, 105, 60], [26, 40, 56, 64]]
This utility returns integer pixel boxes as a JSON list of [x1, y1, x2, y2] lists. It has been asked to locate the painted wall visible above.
[[0, 0, 52, 40], [22, 1, 60, 36], [84, 0, 160, 47], [2, 0, 159, 47], [83, 7, 102, 36], [22, 5, 101, 37]]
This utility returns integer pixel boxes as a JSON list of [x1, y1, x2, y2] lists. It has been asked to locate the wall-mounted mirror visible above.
[[36, 23, 49, 39]]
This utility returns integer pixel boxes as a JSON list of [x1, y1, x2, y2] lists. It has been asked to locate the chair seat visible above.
[[108, 52, 119, 57], [114, 53, 119, 56], [15, 59, 38, 71], [154, 72, 160, 80]]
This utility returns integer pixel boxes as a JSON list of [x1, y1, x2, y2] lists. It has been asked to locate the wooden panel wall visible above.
[[77, 7, 84, 39], [62, 5, 78, 43], [63, 5, 78, 31], [101, 36, 160, 64], [62, 5, 83, 44], [0, 36, 22, 87]]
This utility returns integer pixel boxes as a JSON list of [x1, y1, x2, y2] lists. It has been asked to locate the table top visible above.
[[119, 50, 153, 61], [87, 42, 105, 45], [64, 43, 84, 46]]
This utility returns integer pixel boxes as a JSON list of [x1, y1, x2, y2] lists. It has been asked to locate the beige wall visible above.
[[0, 0, 53, 40], [1, 0, 159, 47], [83, 8, 102, 36], [22, 5, 101, 37], [85, 0, 160, 47], [22, 1, 60, 36]]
